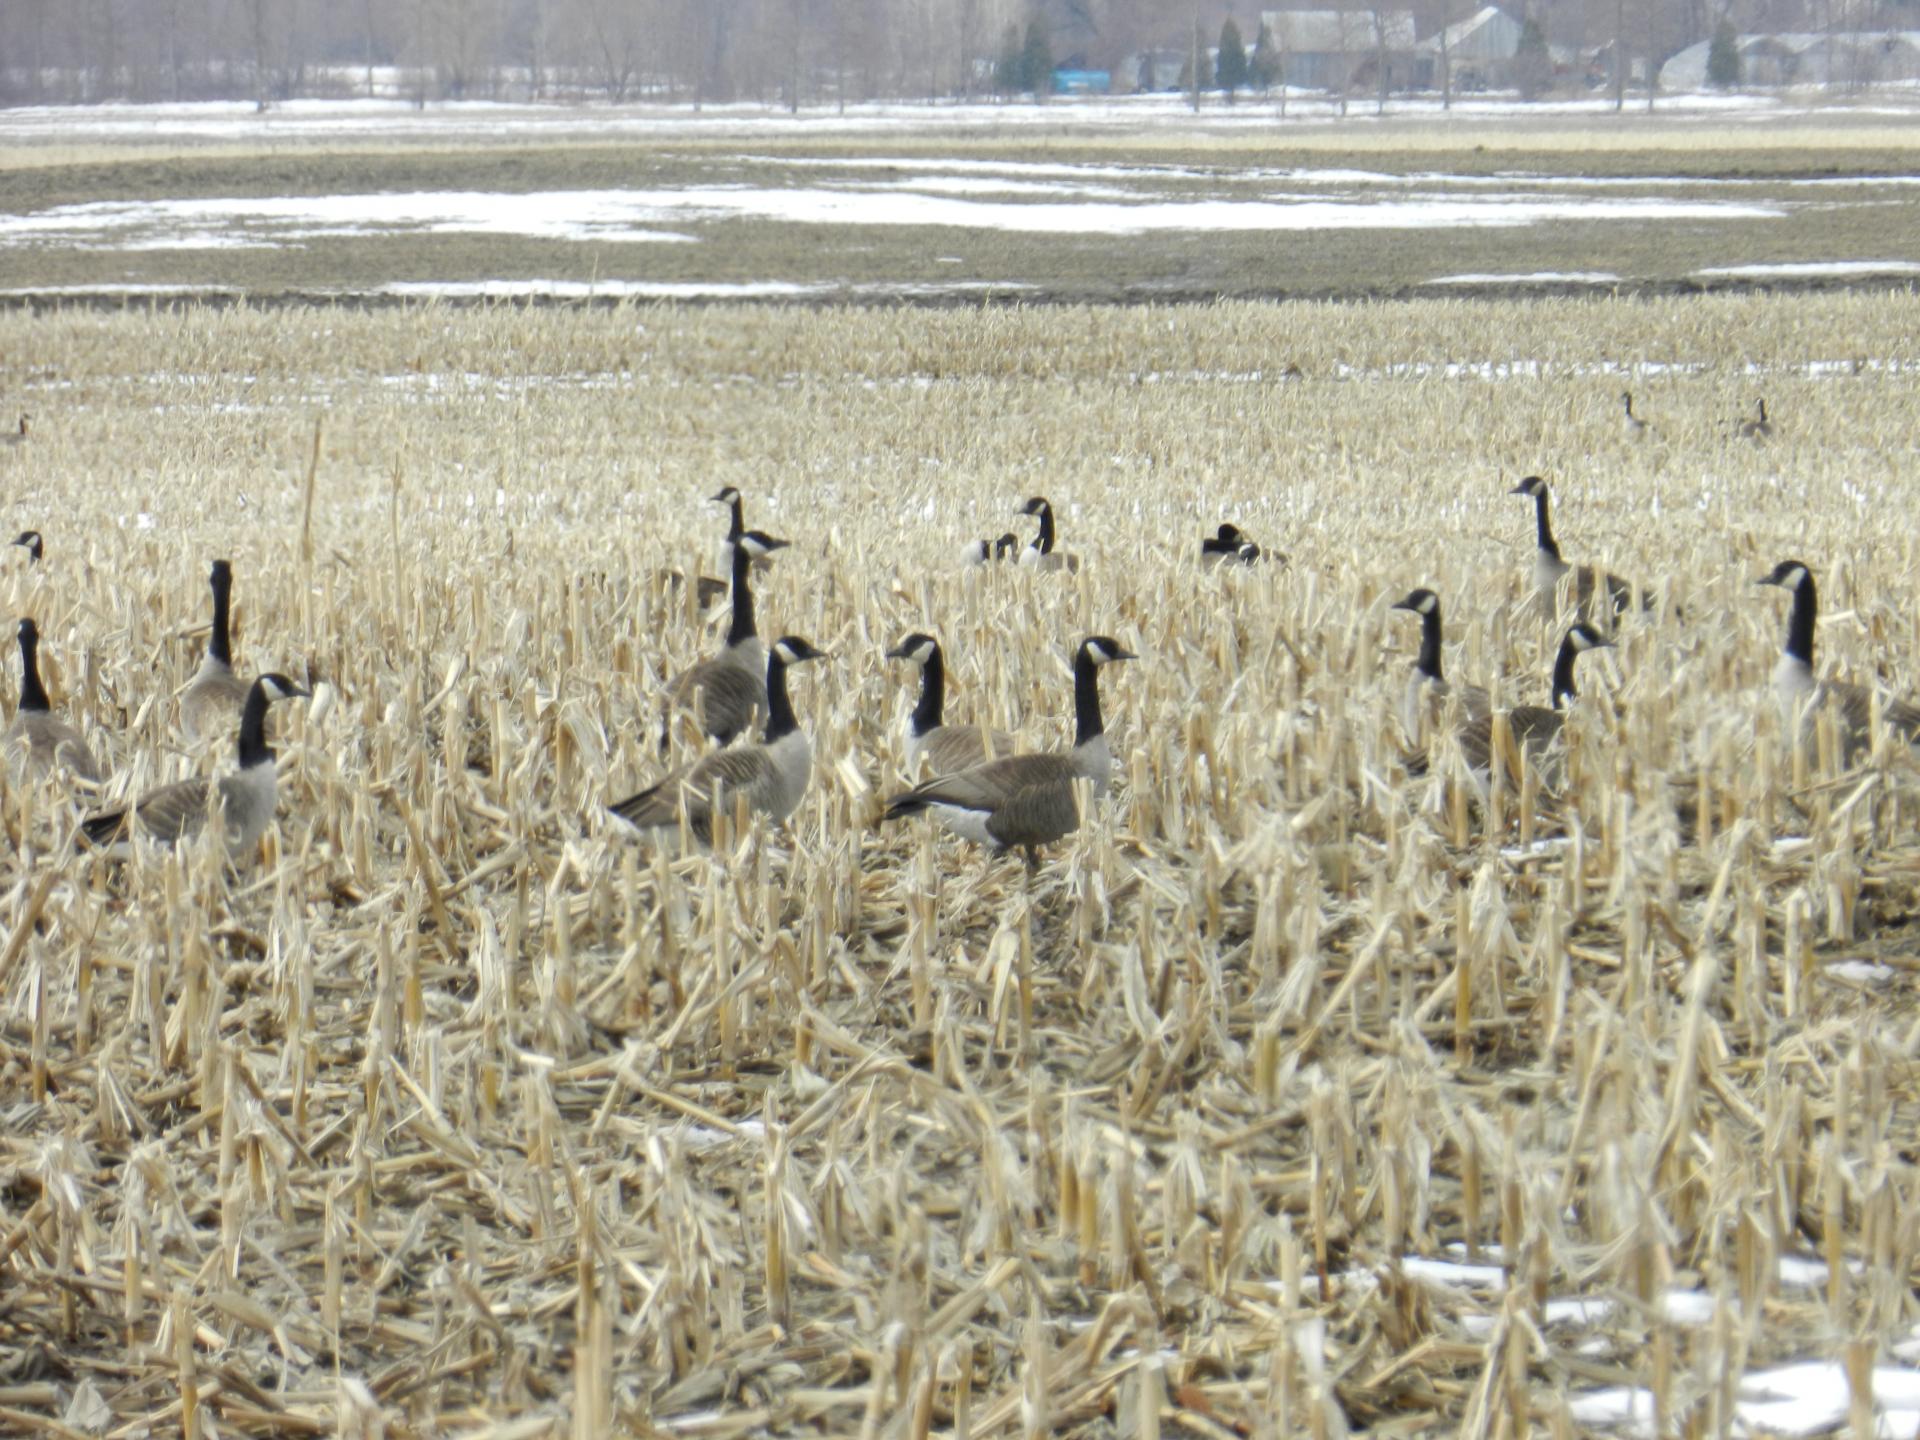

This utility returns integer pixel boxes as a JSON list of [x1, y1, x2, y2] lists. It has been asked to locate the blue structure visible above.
[[1052, 69, 1112, 95]]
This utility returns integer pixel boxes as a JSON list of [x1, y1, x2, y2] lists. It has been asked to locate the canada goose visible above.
[[1738, 398, 1773, 440], [5, 618, 100, 783], [2, 416, 26, 447], [963, 532, 1020, 565], [886, 632, 1017, 774], [1758, 559, 1920, 753], [1017, 497, 1079, 573], [613, 636, 827, 845], [1391, 589, 1491, 736], [11, 530, 41, 562], [81, 673, 309, 854], [1509, 476, 1642, 623], [179, 559, 250, 742], [1439, 623, 1612, 785], [882, 635, 1134, 867], [1201, 523, 1262, 566], [661, 542, 764, 750], [713, 485, 789, 569], [1621, 391, 1652, 438]]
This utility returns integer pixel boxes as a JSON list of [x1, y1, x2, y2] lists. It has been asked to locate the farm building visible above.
[[1659, 29, 1920, 89], [1124, 50, 1190, 92], [1413, 5, 1526, 89], [1052, 68, 1111, 95], [1259, 8, 1419, 91]]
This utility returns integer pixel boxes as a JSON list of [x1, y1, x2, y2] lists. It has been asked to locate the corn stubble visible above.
[[0, 291, 1917, 1434]]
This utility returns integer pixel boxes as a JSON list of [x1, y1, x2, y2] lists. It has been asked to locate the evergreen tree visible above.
[[1707, 19, 1743, 88], [1216, 18, 1249, 94], [1019, 20, 1054, 96], [1514, 17, 1551, 98], [994, 24, 1022, 95], [1250, 21, 1282, 91]]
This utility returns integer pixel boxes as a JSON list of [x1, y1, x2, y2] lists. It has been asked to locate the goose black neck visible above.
[[763, 652, 799, 743], [1784, 574, 1816, 667], [910, 646, 945, 736], [1550, 638, 1583, 709], [1034, 504, 1055, 555], [20, 534, 41, 562], [1415, 605, 1444, 683], [209, 566, 233, 667], [726, 546, 756, 648], [236, 683, 274, 768], [17, 628, 48, 713], [1073, 647, 1106, 747], [725, 493, 745, 542], [1531, 489, 1560, 560]]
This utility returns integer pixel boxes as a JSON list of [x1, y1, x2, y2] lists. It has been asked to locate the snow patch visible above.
[[1697, 259, 1920, 278], [0, 185, 1786, 253], [1428, 270, 1621, 285]]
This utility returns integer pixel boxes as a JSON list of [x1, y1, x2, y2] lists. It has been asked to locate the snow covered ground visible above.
[[3, 90, 1916, 147], [0, 182, 1787, 253], [1380, 1252, 1920, 1437]]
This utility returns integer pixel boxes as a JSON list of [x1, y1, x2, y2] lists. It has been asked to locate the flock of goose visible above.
[[0, 450, 1898, 868], [4, 541, 311, 856], [623, 489, 1134, 865], [1394, 469, 1916, 796]]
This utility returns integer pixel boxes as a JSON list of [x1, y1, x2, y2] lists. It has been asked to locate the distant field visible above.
[[0, 97, 1917, 302], [4, 291, 1920, 1433]]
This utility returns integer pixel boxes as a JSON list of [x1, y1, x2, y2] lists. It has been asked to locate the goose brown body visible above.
[[5, 618, 101, 783], [616, 637, 826, 845], [84, 673, 308, 855], [180, 559, 249, 742], [883, 636, 1134, 866]]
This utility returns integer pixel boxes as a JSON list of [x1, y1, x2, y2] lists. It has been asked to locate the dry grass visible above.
[[1, 291, 1920, 1434]]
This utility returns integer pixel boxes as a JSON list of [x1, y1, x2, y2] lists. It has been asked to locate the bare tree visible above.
[[1189, 0, 1201, 112], [575, 0, 644, 101], [1370, 4, 1392, 113], [1613, 0, 1626, 109]]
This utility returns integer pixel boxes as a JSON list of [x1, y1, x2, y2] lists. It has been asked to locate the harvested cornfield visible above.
[[2, 290, 1920, 1436]]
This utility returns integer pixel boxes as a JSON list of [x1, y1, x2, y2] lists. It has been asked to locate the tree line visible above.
[[0, 0, 1907, 108]]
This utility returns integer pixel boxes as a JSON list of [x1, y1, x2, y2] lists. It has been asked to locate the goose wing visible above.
[[918, 724, 1019, 776], [1818, 680, 1920, 753], [1455, 706, 1565, 779], [886, 752, 1082, 817], [613, 743, 778, 840], [8, 713, 103, 783], [1569, 565, 1644, 618], [982, 777, 1087, 850], [665, 654, 766, 745], [83, 775, 213, 847], [180, 664, 250, 740]]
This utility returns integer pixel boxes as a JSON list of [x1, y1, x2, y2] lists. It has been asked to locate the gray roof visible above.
[[1260, 9, 1417, 53], [1659, 29, 1920, 88], [1415, 5, 1525, 57]]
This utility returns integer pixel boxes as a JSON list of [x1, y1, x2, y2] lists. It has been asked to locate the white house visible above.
[[1260, 9, 1419, 91]]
